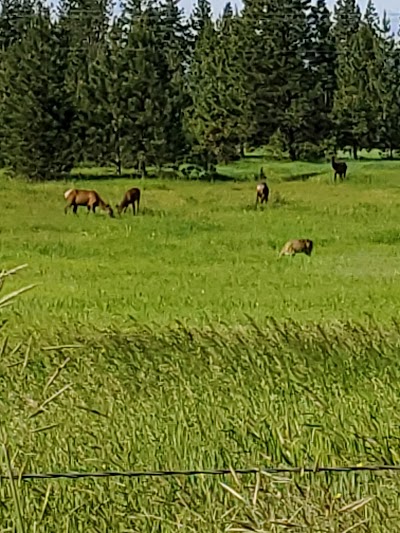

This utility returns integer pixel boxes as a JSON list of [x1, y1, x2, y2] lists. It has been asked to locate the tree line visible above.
[[0, 0, 399, 180]]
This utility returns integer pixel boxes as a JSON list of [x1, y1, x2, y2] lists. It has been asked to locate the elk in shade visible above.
[[331, 155, 347, 182], [255, 168, 269, 208]]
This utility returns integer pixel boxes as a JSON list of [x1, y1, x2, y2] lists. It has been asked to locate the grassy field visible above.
[[2, 153, 400, 333], [2, 152, 400, 530]]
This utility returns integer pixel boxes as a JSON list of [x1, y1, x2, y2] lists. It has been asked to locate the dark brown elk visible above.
[[64, 189, 114, 217], [279, 239, 313, 258], [116, 187, 141, 215], [256, 182, 269, 207], [331, 155, 347, 182], [255, 167, 269, 208]]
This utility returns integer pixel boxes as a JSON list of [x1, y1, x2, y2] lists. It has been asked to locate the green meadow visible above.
[[2, 153, 400, 332], [2, 152, 400, 530]]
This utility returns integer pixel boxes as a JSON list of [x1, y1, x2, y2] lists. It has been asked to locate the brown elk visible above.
[[256, 182, 269, 207], [331, 155, 347, 182], [279, 239, 313, 258], [64, 189, 114, 217], [255, 168, 269, 208], [116, 187, 141, 216]]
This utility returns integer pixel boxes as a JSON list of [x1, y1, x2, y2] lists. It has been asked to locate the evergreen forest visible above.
[[0, 0, 399, 179]]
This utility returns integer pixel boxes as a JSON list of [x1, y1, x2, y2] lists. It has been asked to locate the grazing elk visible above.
[[279, 239, 313, 258], [331, 155, 347, 182], [64, 189, 114, 217], [255, 168, 269, 208], [116, 187, 141, 216]]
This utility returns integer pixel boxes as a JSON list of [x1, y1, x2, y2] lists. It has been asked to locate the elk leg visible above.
[[132, 203, 136, 215], [72, 204, 78, 214]]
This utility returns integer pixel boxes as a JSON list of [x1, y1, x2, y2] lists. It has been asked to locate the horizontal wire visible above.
[[2, 464, 400, 481]]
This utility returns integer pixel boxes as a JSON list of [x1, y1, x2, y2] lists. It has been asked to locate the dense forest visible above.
[[0, 0, 399, 179]]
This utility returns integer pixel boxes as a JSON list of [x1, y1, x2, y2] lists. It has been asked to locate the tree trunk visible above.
[[353, 144, 358, 160], [286, 129, 297, 161], [239, 143, 245, 158], [140, 160, 147, 178], [288, 145, 297, 161]]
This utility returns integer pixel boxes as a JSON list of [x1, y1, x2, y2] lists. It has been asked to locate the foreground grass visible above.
[[1, 154, 400, 334], [2, 152, 400, 530], [2, 322, 400, 530]]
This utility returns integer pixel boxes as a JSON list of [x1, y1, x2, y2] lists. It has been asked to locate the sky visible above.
[[180, 0, 400, 33]]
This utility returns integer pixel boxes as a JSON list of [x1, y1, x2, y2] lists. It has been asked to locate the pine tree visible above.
[[331, 20, 381, 158], [184, 0, 218, 167], [373, 12, 400, 157], [363, 0, 379, 32], [190, 0, 212, 37], [308, 0, 336, 145], [78, 21, 129, 174], [0, 0, 35, 49], [331, 0, 364, 158], [158, 0, 191, 163], [57, 0, 114, 164], [185, 0, 250, 165], [241, 0, 316, 160], [333, 0, 361, 47], [118, 0, 171, 175], [0, 9, 76, 179]]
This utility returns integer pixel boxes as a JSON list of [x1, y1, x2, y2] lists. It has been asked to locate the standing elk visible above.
[[64, 189, 114, 217], [279, 239, 313, 258], [331, 155, 347, 182], [255, 168, 269, 208], [116, 187, 141, 216]]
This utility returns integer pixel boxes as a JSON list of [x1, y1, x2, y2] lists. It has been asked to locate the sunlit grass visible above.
[[2, 153, 400, 334], [2, 152, 400, 530]]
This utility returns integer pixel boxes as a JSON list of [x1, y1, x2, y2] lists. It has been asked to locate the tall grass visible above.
[[2, 153, 400, 530], [2, 321, 400, 530]]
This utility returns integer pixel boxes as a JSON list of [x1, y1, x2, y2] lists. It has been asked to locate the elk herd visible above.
[[64, 187, 141, 218], [63, 155, 348, 259]]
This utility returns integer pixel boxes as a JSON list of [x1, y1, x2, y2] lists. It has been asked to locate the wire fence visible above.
[[2, 464, 400, 481]]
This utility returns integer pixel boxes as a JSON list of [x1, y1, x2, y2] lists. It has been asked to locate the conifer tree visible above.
[[331, 21, 381, 158], [0, 0, 35, 49], [119, 0, 171, 175], [333, 0, 361, 46], [57, 0, 114, 163], [159, 0, 191, 162], [308, 0, 336, 146], [185, 0, 250, 165], [242, 0, 315, 160], [0, 9, 76, 179], [373, 12, 400, 157]]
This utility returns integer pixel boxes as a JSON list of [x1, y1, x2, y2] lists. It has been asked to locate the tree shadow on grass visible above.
[[284, 171, 322, 182], [70, 170, 237, 182], [71, 171, 140, 181]]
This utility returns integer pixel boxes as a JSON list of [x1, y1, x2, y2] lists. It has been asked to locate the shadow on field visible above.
[[243, 154, 265, 160], [210, 173, 237, 182], [284, 171, 321, 182], [72, 172, 138, 181], [71, 170, 238, 183]]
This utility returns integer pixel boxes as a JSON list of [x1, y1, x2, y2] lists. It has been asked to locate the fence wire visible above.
[[2, 465, 400, 481]]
